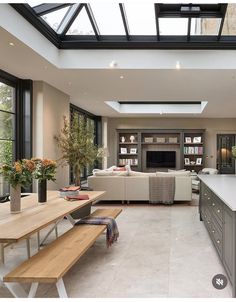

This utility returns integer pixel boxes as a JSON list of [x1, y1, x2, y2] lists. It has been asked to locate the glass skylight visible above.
[[66, 6, 95, 35], [28, 2, 44, 8], [90, 3, 125, 35], [191, 18, 221, 35], [159, 18, 188, 35], [124, 3, 156, 35], [41, 7, 70, 32], [222, 3, 236, 35]]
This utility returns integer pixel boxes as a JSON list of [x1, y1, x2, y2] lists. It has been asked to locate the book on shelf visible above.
[[184, 146, 203, 155], [119, 158, 138, 166]]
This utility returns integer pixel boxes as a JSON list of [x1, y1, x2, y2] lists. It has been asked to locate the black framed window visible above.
[[0, 69, 32, 198], [70, 104, 101, 183]]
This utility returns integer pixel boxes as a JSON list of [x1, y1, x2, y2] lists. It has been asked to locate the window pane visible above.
[[222, 4, 236, 35], [124, 4, 156, 35], [28, 2, 44, 8], [191, 18, 221, 35], [0, 111, 14, 140], [41, 7, 71, 32], [0, 82, 15, 113], [90, 3, 125, 35], [159, 18, 188, 35], [66, 6, 95, 35], [0, 140, 14, 165]]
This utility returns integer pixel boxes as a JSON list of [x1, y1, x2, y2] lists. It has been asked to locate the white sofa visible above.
[[88, 172, 192, 203]]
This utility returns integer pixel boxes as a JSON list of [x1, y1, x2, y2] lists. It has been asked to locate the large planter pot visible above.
[[38, 179, 47, 203], [10, 185, 21, 213]]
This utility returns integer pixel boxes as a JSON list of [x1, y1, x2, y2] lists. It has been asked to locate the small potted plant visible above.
[[0, 159, 34, 213], [32, 158, 57, 203]]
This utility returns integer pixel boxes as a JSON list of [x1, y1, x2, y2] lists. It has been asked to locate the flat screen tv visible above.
[[146, 151, 176, 168]]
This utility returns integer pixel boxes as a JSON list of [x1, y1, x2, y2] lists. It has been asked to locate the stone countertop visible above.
[[198, 174, 236, 211]]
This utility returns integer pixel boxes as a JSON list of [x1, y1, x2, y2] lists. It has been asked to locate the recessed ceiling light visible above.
[[109, 60, 118, 68], [120, 75, 124, 79], [176, 61, 181, 69], [9, 42, 14, 47]]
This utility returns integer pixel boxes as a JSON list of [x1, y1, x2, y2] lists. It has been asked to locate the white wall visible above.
[[33, 81, 70, 191], [106, 117, 236, 169]]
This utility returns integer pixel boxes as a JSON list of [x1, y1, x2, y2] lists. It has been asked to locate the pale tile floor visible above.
[[0, 197, 232, 298]]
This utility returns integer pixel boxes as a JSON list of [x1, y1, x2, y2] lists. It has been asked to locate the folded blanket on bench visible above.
[[75, 216, 119, 247]]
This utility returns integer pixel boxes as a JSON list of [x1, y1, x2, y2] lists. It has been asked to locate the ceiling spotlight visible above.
[[9, 42, 14, 47], [109, 60, 118, 68], [176, 61, 181, 69], [120, 75, 124, 79]]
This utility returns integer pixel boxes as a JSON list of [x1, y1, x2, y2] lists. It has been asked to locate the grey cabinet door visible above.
[[223, 205, 234, 283]]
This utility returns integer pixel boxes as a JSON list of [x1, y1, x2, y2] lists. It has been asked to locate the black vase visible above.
[[38, 179, 47, 203]]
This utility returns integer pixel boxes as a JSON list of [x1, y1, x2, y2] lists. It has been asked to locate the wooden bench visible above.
[[3, 208, 122, 298]]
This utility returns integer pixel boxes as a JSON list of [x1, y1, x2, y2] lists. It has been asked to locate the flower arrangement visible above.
[[31, 158, 57, 182], [232, 146, 236, 159], [0, 159, 34, 188]]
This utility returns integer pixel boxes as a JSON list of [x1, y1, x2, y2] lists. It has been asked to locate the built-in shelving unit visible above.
[[117, 129, 205, 172]]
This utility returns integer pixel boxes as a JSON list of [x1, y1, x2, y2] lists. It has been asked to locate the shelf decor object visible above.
[[185, 137, 192, 143], [156, 137, 165, 143], [144, 137, 154, 143], [193, 136, 202, 143], [168, 137, 178, 143]]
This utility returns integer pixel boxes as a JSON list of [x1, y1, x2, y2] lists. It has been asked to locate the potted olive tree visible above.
[[54, 114, 100, 186]]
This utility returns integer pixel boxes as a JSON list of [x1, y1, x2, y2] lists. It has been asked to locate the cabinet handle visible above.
[[217, 209, 221, 213], [207, 221, 210, 224], [212, 230, 215, 233], [217, 240, 221, 244], [212, 203, 215, 206], [204, 193, 207, 196], [207, 197, 211, 200]]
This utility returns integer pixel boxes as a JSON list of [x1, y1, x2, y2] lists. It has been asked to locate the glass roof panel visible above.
[[159, 18, 188, 35], [28, 2, 44, 8], [66, 6, 95, 35], [191, 18, 221, 35], [222, 4, 236, 35], [124, 3, 156, 35], [41, 6, 70, 32], [90, 3, 125, 35]]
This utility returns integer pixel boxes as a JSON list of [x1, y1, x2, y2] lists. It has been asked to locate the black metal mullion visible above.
[[60, 4, 84, 36], [155, 4, 160, 40], [119, 4, 130, 40], [85, 4, 100, 40], [187, 17, 191, 41], [218, 4, 228, 40]]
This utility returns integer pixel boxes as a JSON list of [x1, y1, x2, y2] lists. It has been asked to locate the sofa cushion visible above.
[[129, 171, 156, 177], [93, 170, 114, 176], [168, 169, 186, 172], [156, 171, 190, 177]]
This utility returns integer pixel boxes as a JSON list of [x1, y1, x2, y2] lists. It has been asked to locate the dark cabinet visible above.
[[217, 134, 235, 174], [200, 182, 236, 296]]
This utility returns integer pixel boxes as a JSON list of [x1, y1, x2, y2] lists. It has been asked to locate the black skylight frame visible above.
[[11, 3, 236, 49]]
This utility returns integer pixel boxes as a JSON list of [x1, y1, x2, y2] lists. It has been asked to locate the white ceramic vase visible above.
[[10, 185, 21, 213]]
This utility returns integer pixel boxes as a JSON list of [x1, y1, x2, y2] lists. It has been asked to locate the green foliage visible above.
[[0, 141, 13, 166], [32, 158, 57, 182], [54, 114, 99, 185], [232, 146, 236, 159]]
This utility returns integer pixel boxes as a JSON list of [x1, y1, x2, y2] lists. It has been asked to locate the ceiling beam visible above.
[[119, 4, 130, 41], [59, 3, 84, 36], [33, 4, 72, 16], [84, 4, 100, 40]]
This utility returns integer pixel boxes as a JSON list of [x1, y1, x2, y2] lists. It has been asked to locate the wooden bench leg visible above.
[[3, 282, 27, 298], [28, 282, 38, 298], [56, 278, 68, 298]]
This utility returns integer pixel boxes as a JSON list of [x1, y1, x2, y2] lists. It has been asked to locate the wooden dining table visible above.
[[0, 190, 105, 297], [0, 190, 105, 244]]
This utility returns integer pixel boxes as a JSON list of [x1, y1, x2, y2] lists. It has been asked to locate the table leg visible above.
[[40, 219, 62, 246], [0, 243, 4, 264], [65, 214, 76, 226], [37, 232, 40, 251], [26, 238, 30, 259]]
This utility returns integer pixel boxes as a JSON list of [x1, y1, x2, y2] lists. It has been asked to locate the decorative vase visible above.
[[38, 179, 47, 203], [10, 185, 21, 213]]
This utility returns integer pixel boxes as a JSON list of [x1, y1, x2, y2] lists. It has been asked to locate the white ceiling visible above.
[[1, 12, 236, 118]]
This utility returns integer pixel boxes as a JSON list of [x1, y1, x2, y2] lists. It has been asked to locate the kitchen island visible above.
[[198, 174, 236, 297]]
